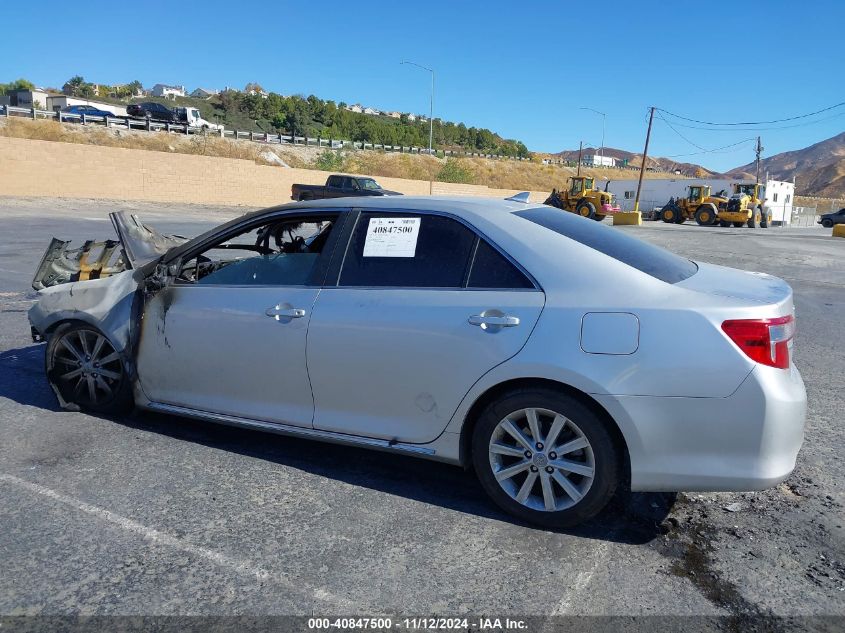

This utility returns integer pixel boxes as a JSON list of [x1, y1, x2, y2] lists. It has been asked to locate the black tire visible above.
[[576, 200, 596, 220], [732, 221, 744, 227], [760, 207, 769, 228], [661, 205, 678, 223], [695, 205, 715, 226], [298, 193, 313, 202], [719, 220, 730, 227], [471, 387, 620, 528], [747, 213, 757, 228], [593, 214, 606, 222], [45, 322, 133, 414], [821, 219, 833, 228]]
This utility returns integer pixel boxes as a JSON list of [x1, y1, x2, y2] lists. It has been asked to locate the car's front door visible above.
[[136, 211, 344, 427], [307, 210, 545, 444]]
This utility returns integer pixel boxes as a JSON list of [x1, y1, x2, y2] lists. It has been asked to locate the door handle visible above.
[[468, 311, 520, 333], [265, 305, 306, 320], [468, 315, 520, 327]]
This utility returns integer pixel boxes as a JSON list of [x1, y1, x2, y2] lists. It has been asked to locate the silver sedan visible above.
[[28, 196, 806, 527]]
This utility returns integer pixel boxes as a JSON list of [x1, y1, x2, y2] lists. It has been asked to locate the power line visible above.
[[663, 137, 757, 159], [648, 109, 845, 133], [656, 110, 709, 151], [656, 101, 845, 126]]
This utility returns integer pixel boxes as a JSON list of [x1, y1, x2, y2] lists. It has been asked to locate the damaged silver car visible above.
[[29, 198, 806, 527]]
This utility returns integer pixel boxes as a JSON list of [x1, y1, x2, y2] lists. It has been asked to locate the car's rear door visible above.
[[307, 209, 545, 444]]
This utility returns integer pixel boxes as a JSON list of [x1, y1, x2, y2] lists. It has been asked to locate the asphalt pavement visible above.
[[0, 198, 842, 625]]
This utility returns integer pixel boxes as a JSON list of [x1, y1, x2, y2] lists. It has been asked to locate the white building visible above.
[[345, 103, 363, 113], [406, 113, 417, 122], [604, 177, 795, 225], [9, 89, 52, 110], [363, 106, 380, 115], [583, 154, 616, 167], [151, 84, 186, 99]]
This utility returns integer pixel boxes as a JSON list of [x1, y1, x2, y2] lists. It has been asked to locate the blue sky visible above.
[[4, 0, 844, 171]]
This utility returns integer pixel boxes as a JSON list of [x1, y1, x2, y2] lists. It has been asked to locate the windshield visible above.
[[359, 178, 382, 191], [584, 177, 594, 190]]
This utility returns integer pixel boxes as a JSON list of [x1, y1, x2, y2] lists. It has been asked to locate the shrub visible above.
[[315, 149, 344, 171], [436, 159, 475, 184]]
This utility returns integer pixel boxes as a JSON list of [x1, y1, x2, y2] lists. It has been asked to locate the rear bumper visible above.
[[595, 364, 806, 492]]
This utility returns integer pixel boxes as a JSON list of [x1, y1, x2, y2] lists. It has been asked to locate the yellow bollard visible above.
[[832, 224, 845, 238], [613, 212, 642, 226]]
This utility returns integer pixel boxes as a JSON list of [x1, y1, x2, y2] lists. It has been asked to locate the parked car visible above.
[[28, 196, 806, 527], [818, 208, 845, 228], [127, 102, 178, 122], [61, 105, 117, 118], [291, 175, 402, 201]]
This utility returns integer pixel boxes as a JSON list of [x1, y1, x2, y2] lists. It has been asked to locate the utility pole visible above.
[[401, 61, 435, 155], [633, 106, 655, 214], [576, 140, 583, 177], [579, 107, 606, 167], [755, 136, 763, 185]]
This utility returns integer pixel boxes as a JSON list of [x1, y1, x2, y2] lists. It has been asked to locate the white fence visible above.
[[0, 105, 530, 160]]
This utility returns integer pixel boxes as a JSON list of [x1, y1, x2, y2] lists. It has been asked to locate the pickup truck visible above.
[[291, 175, 402, 201]]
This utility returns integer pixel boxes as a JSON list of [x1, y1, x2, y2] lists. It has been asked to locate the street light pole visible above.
[[401, 61, 434, 155], [579, 107, 606, 166]]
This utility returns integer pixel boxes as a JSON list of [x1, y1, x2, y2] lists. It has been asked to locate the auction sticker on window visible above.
[[363, 217, 421, 257]]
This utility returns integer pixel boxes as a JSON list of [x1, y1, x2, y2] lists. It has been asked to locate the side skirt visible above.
[[143, 401, 437, 458]]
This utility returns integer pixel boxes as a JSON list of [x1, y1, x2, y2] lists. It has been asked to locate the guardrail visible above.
[[0, 105, 534, 161]]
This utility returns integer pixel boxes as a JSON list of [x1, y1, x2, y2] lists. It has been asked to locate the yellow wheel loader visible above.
[[544, 176, 621, 221], [659, 185, 728, 226], [720, 183, 771, 228]]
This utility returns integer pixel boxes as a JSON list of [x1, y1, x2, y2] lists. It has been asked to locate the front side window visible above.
[[339, 213, 476, 288], [359, 178, 381, 190], [178, 214, 338, 286]]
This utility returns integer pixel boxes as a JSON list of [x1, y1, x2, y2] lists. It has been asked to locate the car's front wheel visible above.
[[45, 323, 133, 414], [821, 219, 833, 228], [472, 388, 620, 528]]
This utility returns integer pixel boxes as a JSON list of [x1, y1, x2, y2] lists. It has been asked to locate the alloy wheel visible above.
[[488, 407, 595, 512], [52, 329, 124, 407]]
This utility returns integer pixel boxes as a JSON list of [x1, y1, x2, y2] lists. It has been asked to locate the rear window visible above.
[[514, 207, 698, 284]]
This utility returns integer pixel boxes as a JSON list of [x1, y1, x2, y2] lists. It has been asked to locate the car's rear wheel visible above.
[[45, 323, 133, 414], [472, 388, 619, 528]]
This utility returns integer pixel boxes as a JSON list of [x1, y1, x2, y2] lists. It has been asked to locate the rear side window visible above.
[[468, 239, 534, 289], [339, 213, 475, 287], [514, 207, 698, 283]]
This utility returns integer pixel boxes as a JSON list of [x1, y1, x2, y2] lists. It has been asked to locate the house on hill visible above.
[[191, 87, 219, 99], [151, 84, 186, 99]]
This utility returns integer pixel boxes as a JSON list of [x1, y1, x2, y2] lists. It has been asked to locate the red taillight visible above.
[[721, 315, 795, 369]]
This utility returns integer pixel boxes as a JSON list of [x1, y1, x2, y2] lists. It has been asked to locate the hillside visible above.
[[0, 117, 681, 193], [552, 146, 719, 178], [727, 131, 845, 198]]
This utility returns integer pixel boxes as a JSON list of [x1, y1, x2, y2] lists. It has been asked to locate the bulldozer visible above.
[[720, 183, 771, 228], [543, 176, 620, 221], [659, 185, 728, 225]]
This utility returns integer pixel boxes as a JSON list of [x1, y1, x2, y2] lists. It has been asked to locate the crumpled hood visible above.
[[110, 212, 188, 267]]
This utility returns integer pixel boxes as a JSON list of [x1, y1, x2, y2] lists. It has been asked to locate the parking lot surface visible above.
[[0, 198, 842, 622]]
